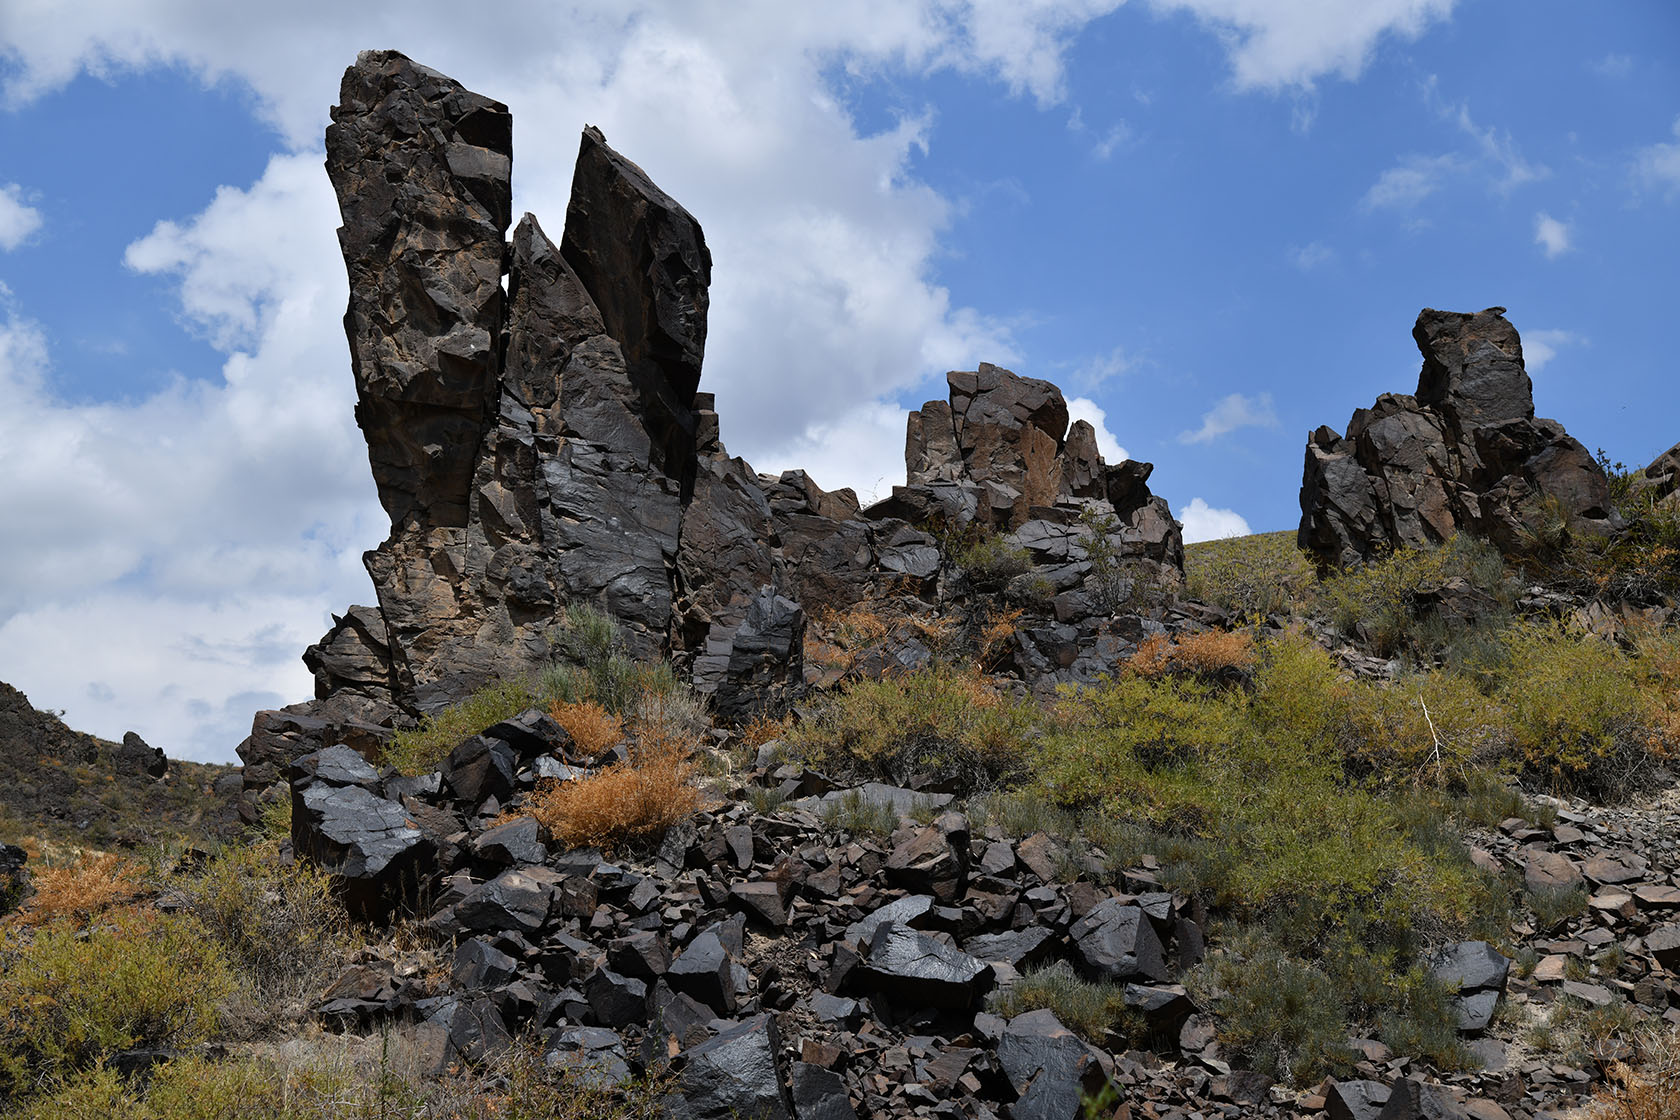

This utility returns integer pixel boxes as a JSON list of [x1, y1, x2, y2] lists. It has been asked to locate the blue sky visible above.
[[0, 1, 1676, 760]]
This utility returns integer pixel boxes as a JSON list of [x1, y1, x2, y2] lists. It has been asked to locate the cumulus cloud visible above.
[[1360, 153, 1460, 211], [1533, 212, 1570, 258], [0, 184, 42, 250], [1177, 497, 1250, 542], [1634, 117, 1680, 200], [1287, 241, 1334, 269], [1149, 0, 1455, 91], [1179, 392, 1279, 444], [751, 400, 911, 506], [1522, 328, 1584, 374], [0, 1, 1469, 758], [1065, 396, 1129, 463]]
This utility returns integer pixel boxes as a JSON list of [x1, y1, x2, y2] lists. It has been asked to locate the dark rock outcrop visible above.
[[244, 50, 1183, 795], [1299, 308, 1619, 569]]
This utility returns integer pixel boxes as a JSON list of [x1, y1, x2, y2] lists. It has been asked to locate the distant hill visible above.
[[0, 681, 242, 851]]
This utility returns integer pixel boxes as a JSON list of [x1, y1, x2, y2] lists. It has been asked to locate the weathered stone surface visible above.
[[673, 1014, 791, 1120], [1300, 308, 1619, 568], [996, 1009, 1111, 1120], [790, 1061, 857, 1120], [858, 922, 993, 1010], [1070, 899, 1168, 983], [291, 780, 430, 920], [1376, 1078, 1473, 1119], [1327, 1080, 1394, 1120]]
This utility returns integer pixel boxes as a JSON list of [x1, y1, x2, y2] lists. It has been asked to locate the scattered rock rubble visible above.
[[285, 703, 1680, 1119]]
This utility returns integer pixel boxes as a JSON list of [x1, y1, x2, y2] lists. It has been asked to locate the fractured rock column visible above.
[[325, 50, 514, 710]]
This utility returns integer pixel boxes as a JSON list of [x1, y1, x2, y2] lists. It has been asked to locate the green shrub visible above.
[[384, 677, 539, 776], [989, 962, 1130, 1043], [956, 534, 1033, 587], [188, 845, 352, 1004], [1377, 968, 1474, 1072], [0, 910, 233, 1095], [1497, 621, 1651, 795], [789, 665, 1037, 793], [1192, 942, 1354, 1084], [1184, 530, 1316, 618]]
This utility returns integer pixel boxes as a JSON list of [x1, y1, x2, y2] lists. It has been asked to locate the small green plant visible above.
[[384, 677, 539, 776], [1527, 884, 1590, 931], [789, 665, 1036, 794], [1191, 942, 1355, 1084], [820, 790, 899, 837], [956, 533, 1033, 587], [990, 962, 1130, 1043]]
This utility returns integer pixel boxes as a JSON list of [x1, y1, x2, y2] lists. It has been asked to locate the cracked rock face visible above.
[[241, 51, 1186, 794], [1299, 307, 1619, 569]]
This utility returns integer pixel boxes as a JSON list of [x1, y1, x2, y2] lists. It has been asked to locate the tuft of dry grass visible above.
[[741, 712, 790, 749], [13, 851, 145, 926], [1127, 630, 1255, 680], [549, 700, 624, 757], [525, 735, 700, 852], [1588, 1025, 1680, 1119]]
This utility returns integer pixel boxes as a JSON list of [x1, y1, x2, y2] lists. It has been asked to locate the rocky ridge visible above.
[[238, 50, 1181, 812], [1298, 307, 1620, 570]]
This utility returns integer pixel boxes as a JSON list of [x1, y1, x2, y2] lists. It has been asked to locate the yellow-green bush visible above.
[[956, 533, 1032, 586], [1184, 530, 1317, 618], [0, 909, 233, 1096], [1497, 621, 1652, 794], [384, 677, 539, 776], [1343, 670, 1504, 786], [188, 845, 350, 1002], [788, 665, 1036, 793]]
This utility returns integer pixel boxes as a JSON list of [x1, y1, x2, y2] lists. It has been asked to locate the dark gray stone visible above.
[[1069, 899, 1167, 983], [1327, 1079, 1393, 1120], [673, 1014, 791, 1120], [996, 1008, 1112, 1120], [858, 922, 993, 1011], [790, 1061, 856, 1120]]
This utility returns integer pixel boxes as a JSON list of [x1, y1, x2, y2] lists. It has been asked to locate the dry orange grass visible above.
[[978, 606, 1023, 665], [14, 850, 146, 925], [549, 699, 624, 756], [1588, 1028, 1680, 1119], [741, 712, 790, 748], [525, 732, 700, 852], [1127, 630, 1255, 679]]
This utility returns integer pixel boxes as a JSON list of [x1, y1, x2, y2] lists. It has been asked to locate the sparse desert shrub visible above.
[[1184, 530, 1316, 617], [989, 962, 1129, 1043], [1319, 543, 1451, 656], [1497, 621, 1653, 795], [957, 533, 1033, 587], [1192, 943, 1354, 1084], [1526, 883, 1590, 931], [0, 909, 233, 1095], [525, 741, 699, 852], [1588, 1024, 1680, 1120], [187, 844, 351, 1003], [384, 677, 539, 776], [1376, 967, 1475, 1072], [788, 665, 1036, 793], [1126, 630, 1255, 681], [14, 850, 146, 925], [1342, 670, 1504, 786], [819, 790, 900, 837], [549, 700, 625, 756]]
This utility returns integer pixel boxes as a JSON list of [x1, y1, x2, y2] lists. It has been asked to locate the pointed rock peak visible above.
[[561, 125, 712, 402], [1413, 306, 1534, 428]]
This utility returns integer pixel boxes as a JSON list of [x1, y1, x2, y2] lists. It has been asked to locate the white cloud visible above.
[[1360, 153, 1459, 211], [1590, 53, 1632, 79], [751, 400, 909, 506], [0, 1, 1472, 759], [1179, 391, 1279, 444], [1446, 99, 1547, 194], [1177, 497, 1250, 542], [1065, 396, 1129, 463], [1287, 240, 1334, 269], [1533, 212, 1570, 259], [1522, 328, 1584, 374], [1076, 344, 1137, 386], [1148, 0, 1455, 91], [1634, 117, 1680, 200], [0, 184, 42, 250]]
